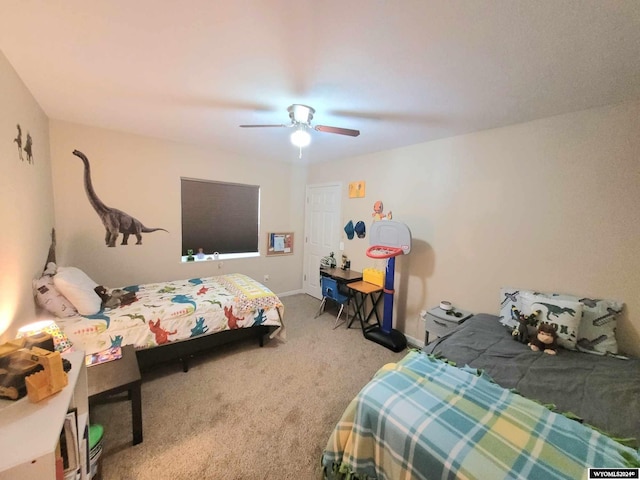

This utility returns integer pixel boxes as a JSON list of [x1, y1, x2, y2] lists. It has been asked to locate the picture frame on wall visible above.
[[349, 181, 366, 198], [266, 232, 294, 256]]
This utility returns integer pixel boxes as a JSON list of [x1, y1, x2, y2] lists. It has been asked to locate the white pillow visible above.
[[53, 267, 102, 315], [498, 287, 535, 328], [540, 293, 623, 355], [521, 292, 583, 350], [33, 275, 78, 317]]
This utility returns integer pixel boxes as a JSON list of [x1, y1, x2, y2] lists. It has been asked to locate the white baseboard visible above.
[[276, 289, 305, 297], [404, 333, 425, 349]]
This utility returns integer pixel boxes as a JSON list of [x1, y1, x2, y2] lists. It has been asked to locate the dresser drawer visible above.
[[425, 313, 461, 337], [424, 306, 473, 344]]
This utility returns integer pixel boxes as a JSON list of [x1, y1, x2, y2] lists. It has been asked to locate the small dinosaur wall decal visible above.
[[13, 124, 23, 161], [73, 150, 168, 247]]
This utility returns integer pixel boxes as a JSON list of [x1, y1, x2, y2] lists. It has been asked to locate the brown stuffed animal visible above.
[[529, 323, 559, 355], [94, 286, 137, 310]]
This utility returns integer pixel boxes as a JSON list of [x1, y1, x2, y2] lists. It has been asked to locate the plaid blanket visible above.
[[322, 350, 640, 480]]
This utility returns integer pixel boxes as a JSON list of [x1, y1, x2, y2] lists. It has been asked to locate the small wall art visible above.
[[266, 232, 294, 256], [13, 123, 34, 164], [348, 181, 366, 198]]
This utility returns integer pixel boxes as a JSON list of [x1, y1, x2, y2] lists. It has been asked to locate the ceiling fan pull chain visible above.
[[298, 145, 303, 159]]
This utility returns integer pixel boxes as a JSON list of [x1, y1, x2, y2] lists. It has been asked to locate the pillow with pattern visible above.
[[33, 274, 78, 317], [541, 293, 623, 355], [498, 287, 535, 328], [520, 292, 583, 350]]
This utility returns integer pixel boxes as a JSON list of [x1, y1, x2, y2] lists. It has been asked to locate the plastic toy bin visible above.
[[363, 268, 385, 287]]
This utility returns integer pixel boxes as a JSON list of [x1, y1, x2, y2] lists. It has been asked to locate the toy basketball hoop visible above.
[[360, 220, 412, 353], [366, 245, 403, 259], [368, 220, 411, 255]]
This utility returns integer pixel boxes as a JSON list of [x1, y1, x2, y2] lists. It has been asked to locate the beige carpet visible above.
[[91, 293, 408, 479]]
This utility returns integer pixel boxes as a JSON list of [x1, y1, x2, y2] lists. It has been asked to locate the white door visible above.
[[303, 183, 342, 299]]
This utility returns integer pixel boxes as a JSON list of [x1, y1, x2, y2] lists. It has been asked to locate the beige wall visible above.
[[2, 43, 638, 357], [0, 51, 54, 340], [49, 121, 306, 295], [308, 101, 640, 356]]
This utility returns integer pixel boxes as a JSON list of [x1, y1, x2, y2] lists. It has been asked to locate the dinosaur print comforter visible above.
[[57, 273, 284, 354]]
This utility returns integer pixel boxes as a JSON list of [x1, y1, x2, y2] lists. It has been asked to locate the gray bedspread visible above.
[[423, 313, 640, 446]]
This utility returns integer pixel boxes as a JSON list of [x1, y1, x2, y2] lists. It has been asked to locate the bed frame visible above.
[[43, 228, 281, 373], [136, 324, 278, 372]]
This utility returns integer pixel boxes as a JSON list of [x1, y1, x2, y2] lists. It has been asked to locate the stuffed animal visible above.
[[510, 306, 539, 344], [529, 323, 559, 355], [94, 286, 137, 310]]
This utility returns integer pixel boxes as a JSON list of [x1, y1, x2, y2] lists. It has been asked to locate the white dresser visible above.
[[0, 350, 89, 480]]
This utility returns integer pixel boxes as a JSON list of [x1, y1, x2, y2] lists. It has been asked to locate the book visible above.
[[85, 346, 123, 367], [61, 408, 80, 479], [81, 423, 89, 477], [55, 440, 64, 480]]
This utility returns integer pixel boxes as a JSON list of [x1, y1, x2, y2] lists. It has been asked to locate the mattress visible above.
[[57, 273, 283, 354], [322, 350, 640, 480], [423, 313, 640, 445]]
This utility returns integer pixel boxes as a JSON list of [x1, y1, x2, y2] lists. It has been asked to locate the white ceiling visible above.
[[1, 1, 639, 164]]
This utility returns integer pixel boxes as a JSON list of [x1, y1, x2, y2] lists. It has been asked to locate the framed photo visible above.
[[349, 181, 366, 198], [266, 232, 294, 256]]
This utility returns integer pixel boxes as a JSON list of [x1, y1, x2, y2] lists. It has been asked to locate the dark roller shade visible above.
[[181, 178, 259, 256]]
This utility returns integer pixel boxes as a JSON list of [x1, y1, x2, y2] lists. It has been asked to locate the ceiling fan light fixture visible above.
[[290, 127, 311, 148], [288, 104, 314, 124]]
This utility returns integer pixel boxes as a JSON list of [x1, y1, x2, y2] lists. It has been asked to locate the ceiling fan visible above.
[[240, 104, 360, 157]]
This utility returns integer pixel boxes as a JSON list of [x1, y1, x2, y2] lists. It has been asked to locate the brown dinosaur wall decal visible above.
[[73, 150, 168, 247]]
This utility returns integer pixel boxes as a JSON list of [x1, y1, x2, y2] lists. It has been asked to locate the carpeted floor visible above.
[[91, 293, 408, 479]]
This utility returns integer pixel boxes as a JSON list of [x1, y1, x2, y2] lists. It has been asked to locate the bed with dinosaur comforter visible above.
[[56, 273, 284, 370]]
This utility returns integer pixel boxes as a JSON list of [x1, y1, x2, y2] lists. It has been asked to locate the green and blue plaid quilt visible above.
[[322, 350, 640, 480]]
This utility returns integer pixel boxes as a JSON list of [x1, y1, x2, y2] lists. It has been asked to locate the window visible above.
[[180, 178, 260, 260]]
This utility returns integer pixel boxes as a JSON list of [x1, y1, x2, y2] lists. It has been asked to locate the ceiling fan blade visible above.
[[239, 124, 289, 128], [314, 125, 360, 137]]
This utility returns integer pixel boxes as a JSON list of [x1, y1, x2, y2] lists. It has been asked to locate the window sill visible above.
[[181, 252, 260, 263]]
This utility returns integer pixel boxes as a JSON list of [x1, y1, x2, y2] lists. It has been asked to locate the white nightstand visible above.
[[423, 306, 473, 344]]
